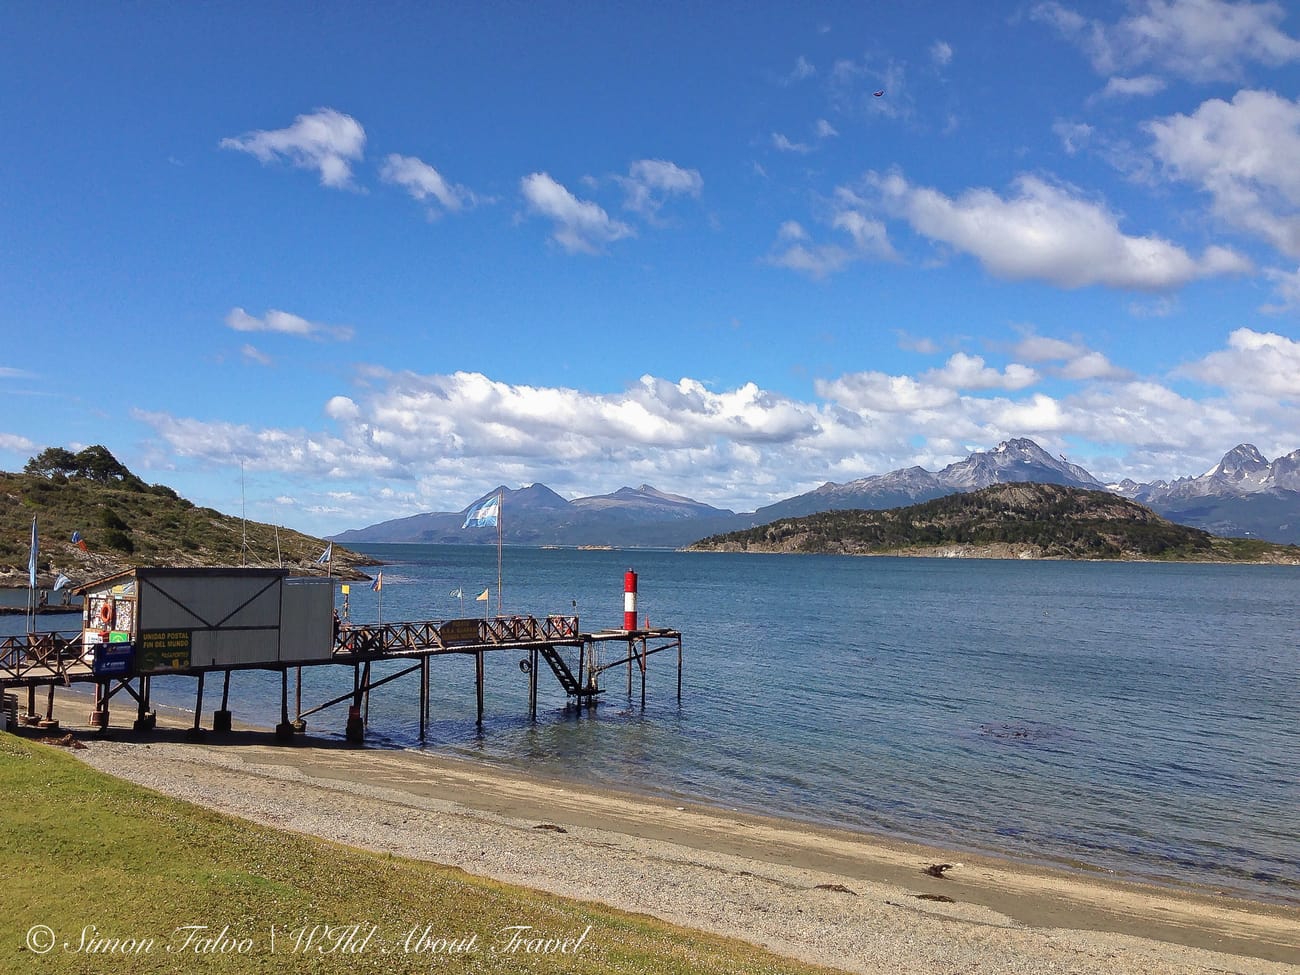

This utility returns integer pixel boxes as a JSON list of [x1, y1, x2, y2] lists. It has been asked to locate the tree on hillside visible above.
[[24, 444, 143, 486]]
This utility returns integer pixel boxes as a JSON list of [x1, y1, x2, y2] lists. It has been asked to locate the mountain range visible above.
[[330, 440, 1300, 547]]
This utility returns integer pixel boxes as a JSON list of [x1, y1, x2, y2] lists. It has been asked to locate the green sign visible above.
[[139, 630, 192, 672]]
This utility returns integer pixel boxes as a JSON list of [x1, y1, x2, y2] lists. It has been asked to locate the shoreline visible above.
[[15, 692, 1300, 973]]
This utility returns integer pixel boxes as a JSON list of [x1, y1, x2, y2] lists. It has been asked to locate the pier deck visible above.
[[1, 614, 683, 741]]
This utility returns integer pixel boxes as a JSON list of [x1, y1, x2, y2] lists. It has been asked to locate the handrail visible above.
[[0, 632, 83, 682]]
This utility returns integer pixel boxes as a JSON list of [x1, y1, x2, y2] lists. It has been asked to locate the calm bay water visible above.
[[10, 545, 1299, 902]]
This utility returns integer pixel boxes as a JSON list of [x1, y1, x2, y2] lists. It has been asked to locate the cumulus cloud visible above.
[[380, 153, 475, 213], [923, 353, 1039, 390], [869, 169, 1252, 289], [1011, 334, 1131, 379], [931, 40, 953, 66], [520, 173, 634, 254], [220, 108, 365, 189], [1146, 89, 1300, 255], [1033, 0, 1300, 81], [617, 159, 703, 218], [225, 307, 354, 342], [130, 323, 1300, 518], [1178, 327, 1300, 396], [0, 432, 36, 452]]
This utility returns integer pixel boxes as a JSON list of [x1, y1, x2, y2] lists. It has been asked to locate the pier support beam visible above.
[[475, 651, 485, 725], [213, 670, 232, 732], [90, 680, 109, 730], [133, 676, 155, 732], [41, 683, 59, 730], [187, 672, 206, 740], [275, 668, 294, 741], [419, 655, 430, 740], [528, 647, 538, 720]]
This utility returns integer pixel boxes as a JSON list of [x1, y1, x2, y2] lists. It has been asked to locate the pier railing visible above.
[[0, 632, 84, 683], [335, 614, 581, 657]]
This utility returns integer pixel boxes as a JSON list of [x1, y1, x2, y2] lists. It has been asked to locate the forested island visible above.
[[686, 483, 1300, 563]]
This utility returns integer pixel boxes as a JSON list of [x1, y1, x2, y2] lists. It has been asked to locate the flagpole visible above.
[[496, 488, 503, 616], [27, 515, 37, 636]]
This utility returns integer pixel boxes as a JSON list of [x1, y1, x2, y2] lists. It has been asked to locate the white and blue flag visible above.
[[462, 494, 500, 529], [28, 516, 38, 589], [315, 543, 332, 564]]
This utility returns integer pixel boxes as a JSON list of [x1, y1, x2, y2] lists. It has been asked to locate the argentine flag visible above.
[[462, 493, 500, 528]]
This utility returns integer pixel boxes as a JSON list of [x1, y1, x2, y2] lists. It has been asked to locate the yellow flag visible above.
[[475, 588, 489, 601]]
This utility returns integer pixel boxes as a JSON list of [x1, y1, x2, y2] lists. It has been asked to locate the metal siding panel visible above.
[[280, 580, 334, 662]]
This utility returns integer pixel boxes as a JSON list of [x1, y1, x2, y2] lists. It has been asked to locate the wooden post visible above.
[[528, 648, 538, 720], [45, 683, 55, 721], [640, 637, 646, 709], [677, 638, 683, 702], [26, 684, 36, 721], [188, 672, 205, 739], [475, 650, 485, 725], [419, 654, 429, 740], [275, 668, 293, 740], [362, 661, 372, 727]]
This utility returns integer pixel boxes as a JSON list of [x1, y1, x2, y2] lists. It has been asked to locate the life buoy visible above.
[[98, 597, 115, 627]]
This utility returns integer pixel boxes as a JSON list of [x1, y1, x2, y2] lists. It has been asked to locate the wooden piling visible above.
[[475, 650, 485, 725]]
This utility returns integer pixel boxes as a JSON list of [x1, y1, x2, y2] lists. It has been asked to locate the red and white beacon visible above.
[[623, 569, 638, 631]]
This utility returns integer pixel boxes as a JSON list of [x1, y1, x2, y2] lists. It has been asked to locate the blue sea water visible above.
[[9, 545, 1299, 902]]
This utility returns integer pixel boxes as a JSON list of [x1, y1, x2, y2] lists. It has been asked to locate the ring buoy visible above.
[[98, 597, 116, 627]]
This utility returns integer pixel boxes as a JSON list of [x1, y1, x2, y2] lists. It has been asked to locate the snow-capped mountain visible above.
[[1112, 445, 1300, 503], [756, 438, 1102, 521]]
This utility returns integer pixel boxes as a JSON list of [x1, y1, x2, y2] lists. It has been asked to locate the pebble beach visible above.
[[46, 704, 1297, 975]]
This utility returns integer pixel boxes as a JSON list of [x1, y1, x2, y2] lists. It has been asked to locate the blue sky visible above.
[[3, 1, 1300, 536]]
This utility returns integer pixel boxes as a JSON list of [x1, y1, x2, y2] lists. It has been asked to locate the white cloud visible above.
[[617, 159, 703, 217], [1034, 0, 1300, 81], [772, 132, 812, 153], [0, 366, 37, 379], [225, 307, 354, 342], [924, 352, 1039, 391], [130, 325, 1300, 519], [870, 169, 1252, 290], [220, 108, 365, 189], [769, 188, 897, 279], [783, 56, 816, 84], [1262, 265, 1300, 311], [1146, 89, 1300, 256], [815, 119, 839, 139], [520, 173, 634, 254], [1011, 334, 1131, 379], [1179, 327, 1300, 396], [380, 153, 474, 213], [1053, 120, 1094, 154], [241, 344, 272, 366], [0, 433, 36, 452], [1098, 74, 1167, 98], [931, 40, 953, 66]]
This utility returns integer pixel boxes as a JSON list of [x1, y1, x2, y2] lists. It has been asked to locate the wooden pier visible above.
[[0, 615, 684, 742]]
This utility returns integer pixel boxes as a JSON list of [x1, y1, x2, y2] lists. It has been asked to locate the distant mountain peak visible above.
[[1207, 444, 1269, 479]]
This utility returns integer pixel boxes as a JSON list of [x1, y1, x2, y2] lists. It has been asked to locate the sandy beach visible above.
[[14, 691, 1294, 975]]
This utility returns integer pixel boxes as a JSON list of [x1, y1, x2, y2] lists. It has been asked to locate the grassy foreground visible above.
[[2, 735, 837, 974]]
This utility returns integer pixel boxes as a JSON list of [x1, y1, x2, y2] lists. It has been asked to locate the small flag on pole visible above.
[[450, 587, 463, 598], [315, 543, 333, 564], [28, 516, 38, 589], [475, 588, 489, 602], [462, 494, 500, 528], [71, 530, 88, 552], [371, 572, 383, 592], [53, 574, 70, 591], [341, 584, 350, 594]]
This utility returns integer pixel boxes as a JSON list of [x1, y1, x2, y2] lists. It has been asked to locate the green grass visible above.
[[1, 734, 838, 974]]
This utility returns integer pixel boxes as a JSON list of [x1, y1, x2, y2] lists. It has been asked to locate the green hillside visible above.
[[1, 446, 376, 588], [688, 482, 1300, 562]]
